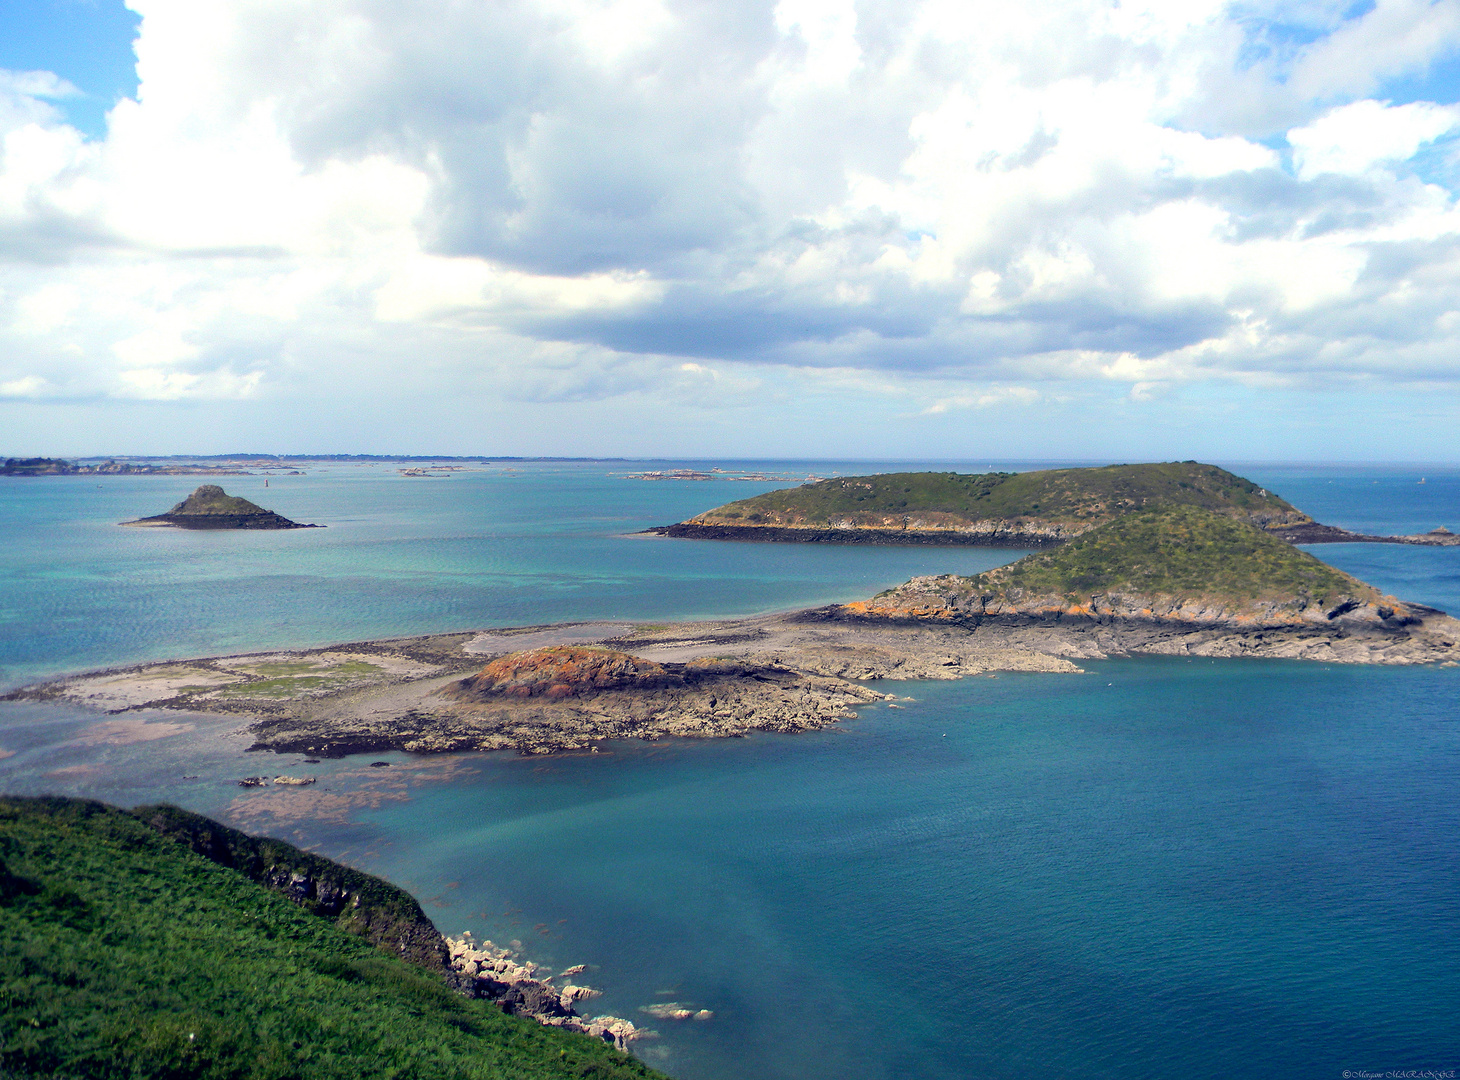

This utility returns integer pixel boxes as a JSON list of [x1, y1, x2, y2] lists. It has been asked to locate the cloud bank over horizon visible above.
[[2, 0, 1459, 458]]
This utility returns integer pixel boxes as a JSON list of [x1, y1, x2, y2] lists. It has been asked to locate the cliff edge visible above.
[[0, 796, 661, 1077], [835, 505, 1459, 663]]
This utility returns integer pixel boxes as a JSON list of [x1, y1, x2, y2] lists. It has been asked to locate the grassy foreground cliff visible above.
[[0, 797, 661, 1080], [661, 462, 1312, 545]]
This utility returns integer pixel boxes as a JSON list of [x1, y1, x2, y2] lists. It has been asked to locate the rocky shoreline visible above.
[[445, 934, 645, 1051], [645, 521, 1067, 546], [102, 803, 649, 1053], [1264, 522, 1460, 546], [652, 519, 1460, 548], [120, 484, 323, 530], [7, 594, 1456, 764]]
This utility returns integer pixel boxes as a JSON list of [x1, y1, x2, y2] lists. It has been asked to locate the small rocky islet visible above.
[[120, 484, 322, 530]]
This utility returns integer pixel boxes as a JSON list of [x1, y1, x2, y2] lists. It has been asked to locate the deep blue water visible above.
[[2, 459, 1458, 1079]]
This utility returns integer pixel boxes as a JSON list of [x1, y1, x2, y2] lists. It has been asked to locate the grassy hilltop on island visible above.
[[660, 462, 1313, 546], [847, 506, 1420, 629], [0, 797, 661, 1080], [122, 485, 322, 530]]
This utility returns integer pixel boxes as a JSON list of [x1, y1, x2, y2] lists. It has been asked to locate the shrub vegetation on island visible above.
[[852, 505, 1412, 628], [0, 797, 663, 1080], [690, 462, 1310, 532], [125, 485, 321, 530], [962, 505, 1375, 606]]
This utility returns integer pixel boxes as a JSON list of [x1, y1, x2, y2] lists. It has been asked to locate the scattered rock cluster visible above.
[[445, 934, 641, 1051], [237, 775, 316, 787], [639, 1002, 713, 1022], [838, 575, 1460, 665]]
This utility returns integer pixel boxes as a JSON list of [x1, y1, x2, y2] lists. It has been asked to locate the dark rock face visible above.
[[144, 512, 313, 530], [659, 519, 1460, 549], [647, 522, 1063, 546], [126, 484, 322, 529], [498, 982, 574, 1019]]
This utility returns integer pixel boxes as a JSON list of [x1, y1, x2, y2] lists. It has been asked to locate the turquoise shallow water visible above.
[[2, 460, 1458, 1079], [0, 459, 1038, 687]]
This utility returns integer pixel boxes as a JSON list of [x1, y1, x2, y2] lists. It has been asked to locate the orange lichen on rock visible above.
[[843, 598, 959, 621], [450, 646, 677, 701]]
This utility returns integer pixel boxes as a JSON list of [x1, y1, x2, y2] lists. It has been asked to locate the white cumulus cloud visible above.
[[0, 0, 1458, 449], [1290, 99, 1460, 178]]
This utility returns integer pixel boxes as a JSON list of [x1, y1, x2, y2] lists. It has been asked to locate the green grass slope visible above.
[[164, 485, 270, 516], [0, 797, 663, 1080], [853, 506, 1402, 628], [688, 462, 1310, 534], [968, 505, 1373, 605], [134, 802, 449, 968]]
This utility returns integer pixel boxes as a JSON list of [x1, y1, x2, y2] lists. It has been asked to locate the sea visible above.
[[2, 460, 1458, 1080]]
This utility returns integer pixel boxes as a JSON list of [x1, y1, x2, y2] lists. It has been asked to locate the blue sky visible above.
[[0, 0, 138, 137], [1, 0, 1459, 460]]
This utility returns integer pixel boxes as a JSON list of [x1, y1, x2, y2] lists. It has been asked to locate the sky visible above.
[[1, 0, 1459, 460]]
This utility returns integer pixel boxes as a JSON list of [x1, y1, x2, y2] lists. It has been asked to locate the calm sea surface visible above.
[[2, 460, 1458, 1079]]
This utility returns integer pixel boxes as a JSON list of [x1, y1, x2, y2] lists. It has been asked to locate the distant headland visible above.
[[648, 462, 1459, 547], [119, 485, 323, 530], [2, 456, 249, 477]]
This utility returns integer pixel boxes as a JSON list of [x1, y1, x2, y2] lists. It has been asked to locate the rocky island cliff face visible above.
[[656, 462, 1314, 546], [832, 505, 1459, 664], [121, 484, 322, 530], [653, 461, 1458, 548]]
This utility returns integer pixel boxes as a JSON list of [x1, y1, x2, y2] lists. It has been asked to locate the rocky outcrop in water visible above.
[[844, 574, 1442, 633], [649, 521, 1071, 546], [1265, 523, 1460, 546], [653, 462, 1458, 550], [246, 644, 889, 757], [831, 507, 1460, 665], [445, 934, 642, 1051], [122, 485, 322, 529], [652, 463, 1318, 547]]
